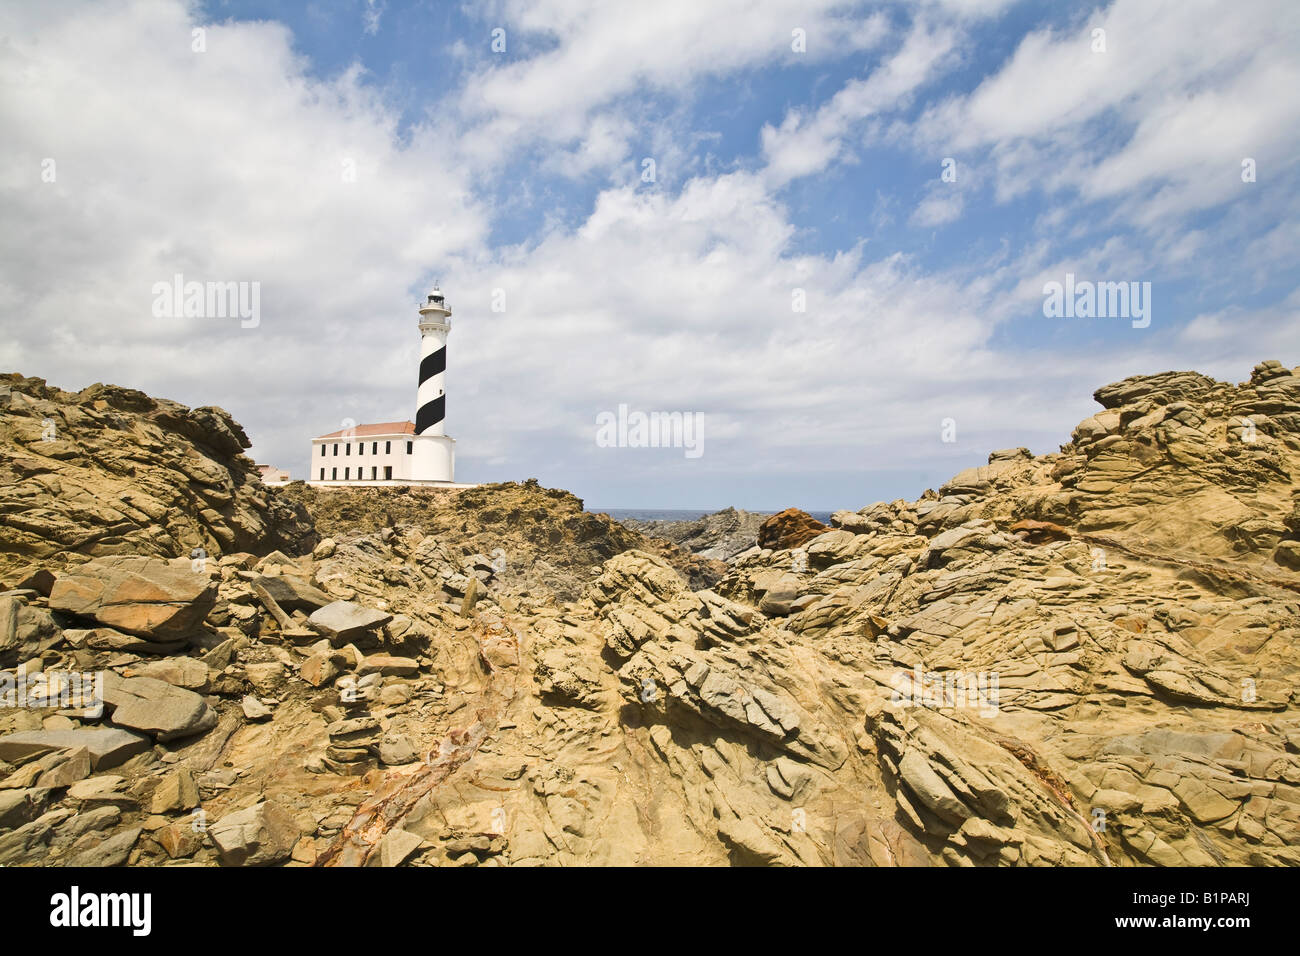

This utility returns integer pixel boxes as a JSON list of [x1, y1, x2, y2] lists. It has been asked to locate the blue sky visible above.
[[2, 0, 1297, 511]]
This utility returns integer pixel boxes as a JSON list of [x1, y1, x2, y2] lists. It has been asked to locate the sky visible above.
[[1, 0, 1297, 511]]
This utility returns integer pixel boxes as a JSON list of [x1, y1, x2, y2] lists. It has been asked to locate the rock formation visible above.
[[1, 361, 1298, 866], [0, 374, 316, 585], [625, 507, 769, 562]]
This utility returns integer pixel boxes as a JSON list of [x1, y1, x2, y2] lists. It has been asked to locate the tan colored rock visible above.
[[48, 555, 217, 639]]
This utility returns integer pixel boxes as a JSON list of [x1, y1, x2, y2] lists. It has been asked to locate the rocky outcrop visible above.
[[47, 555, 217, 640], [625, 507, 768, 562], [1, 361, 1298, 867], [758, 508, 828, 551], [0, 374, 316, 583], [279, 478, 714, 601]]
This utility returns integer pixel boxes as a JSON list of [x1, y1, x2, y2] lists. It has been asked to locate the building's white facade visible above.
[[307, 287, 469, 487]]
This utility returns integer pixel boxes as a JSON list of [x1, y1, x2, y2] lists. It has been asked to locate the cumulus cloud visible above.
[[761, 18, 957, 187], [1, 0, 1296, 510], [911, 0, 1300, 225]]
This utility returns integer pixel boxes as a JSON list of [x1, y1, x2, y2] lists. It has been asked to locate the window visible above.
[[384, 466, 392, 479], [345, 467, 350, 480], [333, 443, 338, 455], [345, 443, 351, 455], [320, 445, 325, 457], [358, 443, 364, 456], [371, 442, 377, 454], [331, 468, 337, 480], [371, 467, 377, 480], [406, 441, 412, 454], [319, 468, 324, 480], [385, 441, 391, 454]]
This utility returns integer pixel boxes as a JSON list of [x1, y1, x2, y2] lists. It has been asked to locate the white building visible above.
[[308, 287, 472, 487]]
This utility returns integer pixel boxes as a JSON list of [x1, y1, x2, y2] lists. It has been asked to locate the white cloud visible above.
[[0, 0, 488, 465], [912, 0, 1300, 226], [458, 0, 890, 163], [761, 18, 957, 187], [2, 0, 1296, 511], [363, 0, 384, 36]]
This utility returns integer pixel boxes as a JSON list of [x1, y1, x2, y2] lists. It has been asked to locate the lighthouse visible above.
[[306, 284, 459, 485], [411, 286, 456, 481]]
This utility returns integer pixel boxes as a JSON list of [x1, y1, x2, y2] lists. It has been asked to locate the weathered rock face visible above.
[[626, 507, 769, 562], [0, 374, 317, 583], [758, 508, 828, 551], [1, 361, 1298, 868], [209, 801, 301, 866], [47, 556, 217, 639], [280, 477, 720, 600]]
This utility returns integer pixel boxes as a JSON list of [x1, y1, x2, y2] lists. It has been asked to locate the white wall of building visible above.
[[311, 433, 415, 482], [308, 432, 455, 484]]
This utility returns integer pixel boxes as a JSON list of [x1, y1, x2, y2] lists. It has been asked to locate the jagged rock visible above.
[[157, 821, 204, 859], [0, 374, 316, 582], [0, 728, 151, 770], [63, 826, 141, 867], [209, 801, 301, 866], [101, 673, 218, 742], [3, 363, 1300, 868], [48, 555, 217, 639], [0, 595, 61, 667], [307, 600, 392, 645], [0, 787, 51, 829], [126, 657, 211, 692], [241, 695, 273, 721], [626, 507, 768, 562], [34, 746, 91, 789], [757, 508, 828, 550], [254, 574, 332, 612], [149, 767, 199, 813]]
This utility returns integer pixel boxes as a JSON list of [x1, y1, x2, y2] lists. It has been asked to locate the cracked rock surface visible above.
[[1, 361, 1299, 866]]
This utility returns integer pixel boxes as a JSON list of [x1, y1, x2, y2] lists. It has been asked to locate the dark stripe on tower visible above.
[[416, 395, 445, 434], [419, 347, 446, 382]]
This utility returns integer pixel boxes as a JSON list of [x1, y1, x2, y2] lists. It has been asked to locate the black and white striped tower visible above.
[[416, 288, 451, 435], [410, 286, 456, 482]]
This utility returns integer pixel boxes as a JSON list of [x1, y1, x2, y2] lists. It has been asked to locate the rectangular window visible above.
[[406, 441, 413, 454], [384, 466, 392, 480], [319, 468, 324, 480], [358, 443, 364, 456], [331, 468, 337, 480], [371, 442, 377, 454], [333, 443, 338, 455], [347, 467, 352, 479], [371, 467, 377, 480], [320, 445, 325, 457], [385, 441, 391, 454], [345, 443, 350, 455]]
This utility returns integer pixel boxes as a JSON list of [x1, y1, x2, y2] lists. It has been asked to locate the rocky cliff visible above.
[[0, 374, 317, 583], [625, 507, 769, 562], [1, 361, 1298, 867]]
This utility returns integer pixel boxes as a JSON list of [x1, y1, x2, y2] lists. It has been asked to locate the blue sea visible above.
[[597, 508, 834, 524]]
